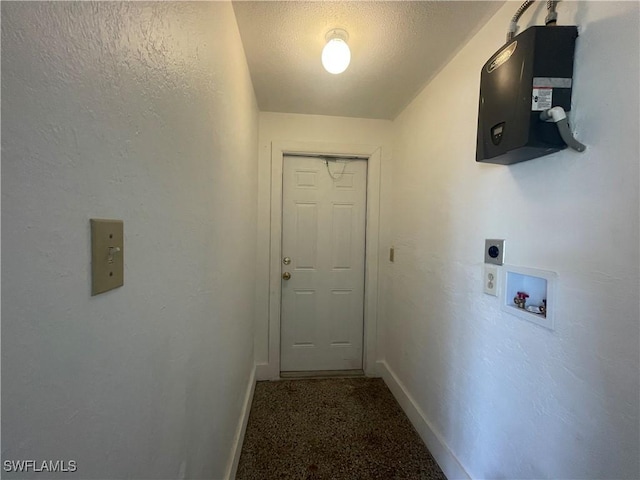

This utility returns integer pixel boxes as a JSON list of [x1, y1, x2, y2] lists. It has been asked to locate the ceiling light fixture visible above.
[[322, 28, 351, 74]]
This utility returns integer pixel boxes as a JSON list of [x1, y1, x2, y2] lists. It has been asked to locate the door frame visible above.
[[266, 141, 382, 379]]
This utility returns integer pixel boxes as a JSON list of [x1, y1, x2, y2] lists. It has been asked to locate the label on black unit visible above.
[[531, 88, 553, 111], [531, 77, 572, 111]]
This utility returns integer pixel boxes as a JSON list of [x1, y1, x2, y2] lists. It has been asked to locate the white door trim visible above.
[[265, 141, 381, 379]]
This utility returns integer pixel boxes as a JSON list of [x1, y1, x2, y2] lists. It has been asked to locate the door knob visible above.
[[282, 272, 291, 280]]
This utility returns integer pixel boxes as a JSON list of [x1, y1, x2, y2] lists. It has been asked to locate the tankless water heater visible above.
[[476, 25, 579, 165]]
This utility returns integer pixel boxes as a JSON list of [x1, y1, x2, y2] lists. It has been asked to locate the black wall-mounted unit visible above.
[[476, 26, 578, 165]]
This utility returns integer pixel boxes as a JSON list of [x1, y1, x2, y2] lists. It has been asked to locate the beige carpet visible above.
[[236, 377, 447, 480]]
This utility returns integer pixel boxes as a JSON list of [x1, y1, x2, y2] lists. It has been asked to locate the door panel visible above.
[[292, 289, 317, 346], [281, 156, 367, 372], [294, 203, 318, 268]]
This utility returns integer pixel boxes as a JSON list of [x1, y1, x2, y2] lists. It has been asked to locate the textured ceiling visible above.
[[232, 1, 504, 120]]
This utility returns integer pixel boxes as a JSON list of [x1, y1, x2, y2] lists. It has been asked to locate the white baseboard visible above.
[[255, 362, 275, 381], [225, 365, 256, 480], [377, 360, 470, 480]]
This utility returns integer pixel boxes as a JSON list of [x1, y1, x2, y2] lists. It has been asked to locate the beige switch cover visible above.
[[91, 219, 123, 295]]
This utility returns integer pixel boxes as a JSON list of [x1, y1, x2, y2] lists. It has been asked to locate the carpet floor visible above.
[[236, 377, 447, 480]]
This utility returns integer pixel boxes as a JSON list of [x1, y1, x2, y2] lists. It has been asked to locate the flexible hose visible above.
[[556, 118, 586, 152], [512, 0, 536, 23], [545, 0, 558, 25], [540, 107, 586, 152], [506, 0, 561, 41], [507, 0, 536, 42]]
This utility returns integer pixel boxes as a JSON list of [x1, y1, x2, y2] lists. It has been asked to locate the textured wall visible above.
[[255, 112, 393, 374], [383, 1, 639, 478], [2, 2, 258, 478]]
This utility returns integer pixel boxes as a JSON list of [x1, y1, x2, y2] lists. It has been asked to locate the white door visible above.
[[280, 155, 367, 372]]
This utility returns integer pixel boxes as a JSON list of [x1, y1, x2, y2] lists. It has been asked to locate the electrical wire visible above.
[[324, 158, 349, 181]]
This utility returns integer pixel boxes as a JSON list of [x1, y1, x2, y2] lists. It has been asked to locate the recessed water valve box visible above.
[[501, 265, 557, 330], [476, 26, 578, 165]]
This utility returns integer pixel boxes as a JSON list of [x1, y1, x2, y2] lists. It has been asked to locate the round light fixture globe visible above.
[[322, 29, 350, 74]]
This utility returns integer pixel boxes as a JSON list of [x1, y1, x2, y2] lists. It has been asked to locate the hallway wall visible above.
[[2, 2, 257, 478], [382, 1, 639, 479]]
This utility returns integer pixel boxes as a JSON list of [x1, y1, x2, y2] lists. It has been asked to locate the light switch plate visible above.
[[91, 219, 123, 295], [484, 239, 505, 265]]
